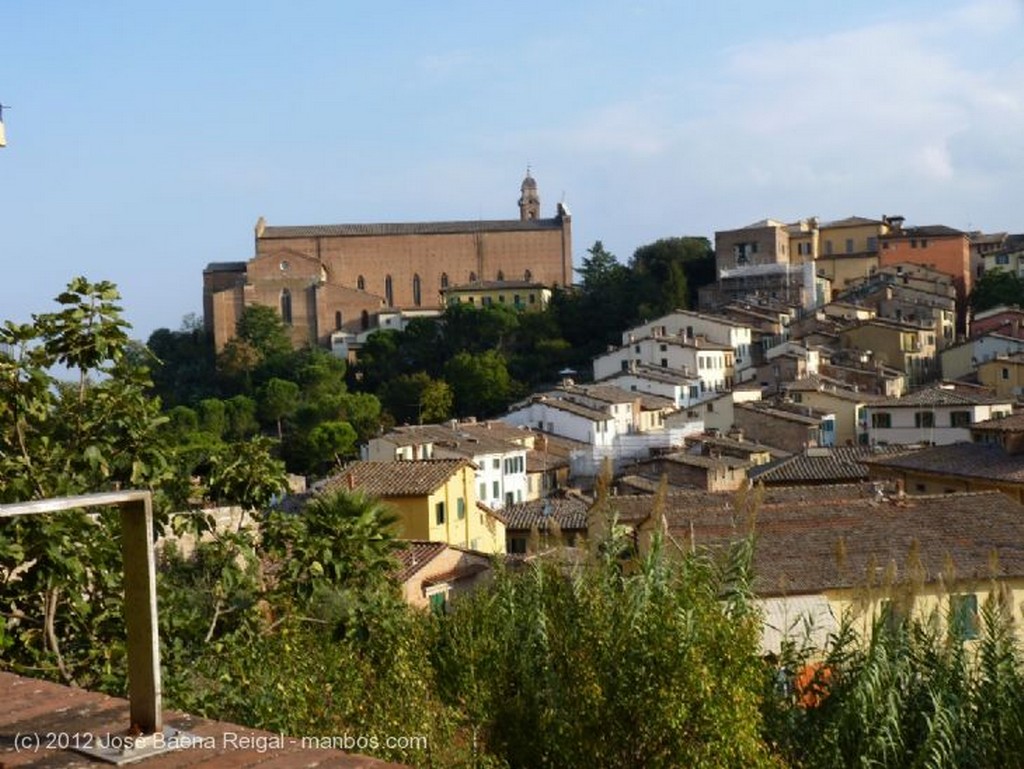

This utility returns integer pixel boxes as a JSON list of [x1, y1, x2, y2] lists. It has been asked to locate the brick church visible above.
[[203, 171, 573, 351]]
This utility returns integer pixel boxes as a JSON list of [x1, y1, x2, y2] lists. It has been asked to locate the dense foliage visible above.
[[144, 236, 717, 477], [970, 268, 1024, 314]]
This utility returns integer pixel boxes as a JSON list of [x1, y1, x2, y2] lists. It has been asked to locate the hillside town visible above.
[[198, 177, 1024, 656]]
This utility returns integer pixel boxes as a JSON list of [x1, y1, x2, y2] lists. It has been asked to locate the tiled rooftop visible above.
[[972, 412, 1024, 433], [501, 495, 591, 532], [684, 434, 791, 460], [606, 365, 698, 385], [323, 460, 470, 497], [862, 442, 1024, 484], [872, 385, 1010, 408], [382, 423, 524, 457], [784, 375, 883, 402], [523, 397, 611, 422], [749, 446, 908, 485], [0, 671, 405, 768], [392, 540, 448, 582], [683, 491, 1024, 596]]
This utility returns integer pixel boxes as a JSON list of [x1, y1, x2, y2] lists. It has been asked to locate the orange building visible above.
[[879, 224, 971, 328]]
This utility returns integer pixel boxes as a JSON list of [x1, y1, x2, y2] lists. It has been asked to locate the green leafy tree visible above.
[[970, 268, 1024, 314], [305, 420, 359, 472], [147, 315, 218, 407], [225, 394, 259, 440], [631, 236, 715, 311], [206, 436, 288, 511], [444, 350, 515, 417], [381, 372, 453, 424], [0, 278, 174, 686], [258, 377, 300, 440], [235, 304, 293, 365]]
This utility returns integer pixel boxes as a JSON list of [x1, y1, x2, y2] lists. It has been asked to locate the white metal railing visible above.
[[0, 491, 161, 734]]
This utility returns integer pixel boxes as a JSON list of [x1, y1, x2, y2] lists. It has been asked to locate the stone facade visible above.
[[204, 172, 573, 350]]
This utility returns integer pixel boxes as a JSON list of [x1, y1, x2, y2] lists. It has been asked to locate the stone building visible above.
[[204, 172, 573, 350]]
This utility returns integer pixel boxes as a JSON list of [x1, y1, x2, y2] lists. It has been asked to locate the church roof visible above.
[[260, 218, 564, 239]]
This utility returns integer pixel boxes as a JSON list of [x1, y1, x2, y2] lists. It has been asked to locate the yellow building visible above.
[[443, 280, 552, 312], [978, 353, 1024, 398], [324, 459, 506, 554], [785, 375, 882, 445], [839, 318, 938, 383]]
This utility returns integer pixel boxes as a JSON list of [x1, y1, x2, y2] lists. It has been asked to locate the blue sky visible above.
[[2, 0, 1023, 340]]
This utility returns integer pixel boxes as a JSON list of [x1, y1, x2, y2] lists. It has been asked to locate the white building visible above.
[[623, 310, 755, 373], [600, 364, 704, 409], [503, 385, 699, 478], [594, 337, 734, 395], [864, 385, 1014, 446]]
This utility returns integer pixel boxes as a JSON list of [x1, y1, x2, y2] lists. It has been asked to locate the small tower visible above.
[[518, 167, 540, 221]]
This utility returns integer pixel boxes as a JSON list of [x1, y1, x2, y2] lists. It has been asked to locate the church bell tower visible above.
[[518, 168, 540, 221]]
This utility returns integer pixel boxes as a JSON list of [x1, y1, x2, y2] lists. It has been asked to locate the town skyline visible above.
[[3, 0, 1023, 340]]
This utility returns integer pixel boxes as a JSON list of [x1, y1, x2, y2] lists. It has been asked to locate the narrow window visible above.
[[412, 274, 422, 307], [524, 269, 532, 282], [440, 272, 449, 289], [361, 310, 369, 330], [357, 275, 365, 291], [280, 289, 292, 325], [469, 271, 477, 282], [385, 275, 394, 307], [334, 310, 342, 330], [435, 501, 446, 525], [497, 270, 505, 281]]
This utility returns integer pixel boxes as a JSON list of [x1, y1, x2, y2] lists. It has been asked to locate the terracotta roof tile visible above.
[[863, 442, 1024, 483], [872, 386, 1011, 408], [322, 460, 470, 497], [749, 446, 908, 484], [685, 491, 1024, 596], [502, 495, 590, 532], [392, 540, 448, 582]]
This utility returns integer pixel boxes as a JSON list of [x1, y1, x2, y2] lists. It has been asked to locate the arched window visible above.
[[385, 275, 393, 307], [524, 269, 532, 282], [335, 310, 343, 330], [497, 270, 505, 281], [280, 289, 292, 325], [357, 275, 365, 291], [412, 274, 422, 307], [469, 271, 477, 283], [440, 272, 449, 289], [361, 310, 370, 330]]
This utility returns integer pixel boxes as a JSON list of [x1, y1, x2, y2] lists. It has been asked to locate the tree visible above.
[[0, 278, 174, 686], [235, 304, 293, 365], [264, 489, 401, 606], [631, 236, 715, 314], [381, 372, 453, 424], [305, 421, 359, 472], [970, 269, 1024, 314], [259, 378, 300, 440], [146, 316, 218, 407], [444, 350, 515, 417]]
